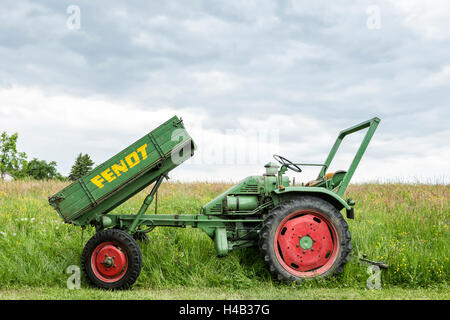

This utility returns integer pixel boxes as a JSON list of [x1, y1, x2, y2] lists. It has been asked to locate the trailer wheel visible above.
[[82, 228, 142, 290], [259, 196, 351, 283]]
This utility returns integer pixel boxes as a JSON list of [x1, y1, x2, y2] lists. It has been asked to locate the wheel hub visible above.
[[298, 236, 313, 250], [93, 243, 127, 279], [276, 213, 336, 273], [101, 256, 114, 268]]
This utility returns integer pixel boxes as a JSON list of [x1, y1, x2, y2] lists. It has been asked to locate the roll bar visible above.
[[318, 117, 381, 196]]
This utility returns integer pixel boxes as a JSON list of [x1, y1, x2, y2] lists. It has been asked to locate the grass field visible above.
[[0, 180, 448, 300]]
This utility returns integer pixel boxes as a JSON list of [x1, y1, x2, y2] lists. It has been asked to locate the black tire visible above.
[[81, 228, 142, 290], [259, 196, 351, 283]]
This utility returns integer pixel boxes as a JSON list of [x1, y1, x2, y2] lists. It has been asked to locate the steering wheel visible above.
[[273, 154, 302, 173]]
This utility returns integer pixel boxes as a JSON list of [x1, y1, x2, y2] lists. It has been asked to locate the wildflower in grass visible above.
[[0, 231, 6, 237]]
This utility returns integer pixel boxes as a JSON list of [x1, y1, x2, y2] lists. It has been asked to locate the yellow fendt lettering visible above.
[[137, 144, 148, 159], [91, 175, 105, 188], [101, 168, 116, 183], [111, 160, 128, 177], [125, 152, 140, 168], [90, 144, 149, 189]]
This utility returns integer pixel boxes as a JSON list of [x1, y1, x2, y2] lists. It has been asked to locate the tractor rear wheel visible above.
[[82, 228, 142, 290], [259, 196, 351, 283]]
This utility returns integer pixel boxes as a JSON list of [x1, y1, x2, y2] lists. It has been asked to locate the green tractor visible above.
[[49, 116, 380, 289]]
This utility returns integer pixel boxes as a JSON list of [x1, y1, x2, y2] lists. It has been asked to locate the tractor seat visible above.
[[305, 170, 347, 187]]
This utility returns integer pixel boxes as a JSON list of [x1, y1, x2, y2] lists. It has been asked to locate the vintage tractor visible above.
[[49, 116, 380, 289]]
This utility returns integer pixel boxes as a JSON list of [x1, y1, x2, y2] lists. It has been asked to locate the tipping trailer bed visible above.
[[49, 115, 195, 227]]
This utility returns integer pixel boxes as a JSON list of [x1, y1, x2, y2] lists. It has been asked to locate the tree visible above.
[[0, 131, 27, 178], [23, 158, 65, 180], [69, 153, 94, 181]]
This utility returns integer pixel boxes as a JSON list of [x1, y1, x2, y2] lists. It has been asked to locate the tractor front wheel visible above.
[[82, 228, 142, 290], [259, 196, 351, 283]]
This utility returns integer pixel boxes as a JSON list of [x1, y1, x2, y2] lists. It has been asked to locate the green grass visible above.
[[0, 180, 448, 299]]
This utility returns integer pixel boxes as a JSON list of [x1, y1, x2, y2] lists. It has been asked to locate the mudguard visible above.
[[272, 186, 354, 218]]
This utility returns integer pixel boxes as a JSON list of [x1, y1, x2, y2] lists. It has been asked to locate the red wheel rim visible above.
[[274, 210, 340, 277], [91, 241, 128, 283]]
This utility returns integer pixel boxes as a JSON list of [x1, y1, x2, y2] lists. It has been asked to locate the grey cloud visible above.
[[0, 0, 449, 181]]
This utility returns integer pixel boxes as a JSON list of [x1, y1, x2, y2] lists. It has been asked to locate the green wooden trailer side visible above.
[[48, 115, 195, 226]]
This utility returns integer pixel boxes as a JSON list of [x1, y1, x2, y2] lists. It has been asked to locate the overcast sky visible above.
[[0, 0, 449, 183]]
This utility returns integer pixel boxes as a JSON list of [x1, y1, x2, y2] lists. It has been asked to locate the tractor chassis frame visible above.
[[91, 174, 265, 256], [99, 213, 264, 256]]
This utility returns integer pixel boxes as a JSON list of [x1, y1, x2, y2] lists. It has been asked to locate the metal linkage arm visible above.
[[128, 174, 165, 233]]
